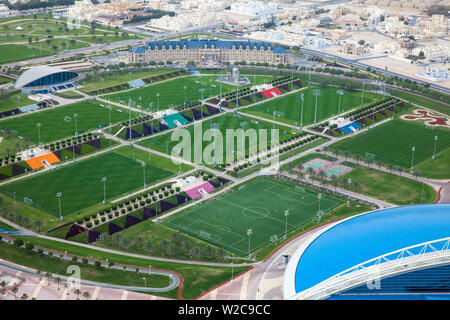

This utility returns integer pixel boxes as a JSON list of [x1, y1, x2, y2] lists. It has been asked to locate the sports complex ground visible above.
[[163, 177, 342, 255], [138, 113, 297, 165], [0, 62, 448, 299], [103, 75, 272, 111], [330, 120, 450, 172], [0, 146, 192, 217], [241, 87, 380, 126], [0, 100, 136, 144]]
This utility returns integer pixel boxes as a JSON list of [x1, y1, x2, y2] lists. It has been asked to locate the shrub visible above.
[[94, 261, 101, 268], [158, 194, 163, 199], [86, 222, 93, 228], [94, 219, 100, 225], [127, 206, 132, 211], [115, 212, 120, 217], [72, 256, 78, 262], [101, 217, 106, 222], [121, 208, 126, 214], [82, 258, 88, 264], [133, 203, 138, 209], [108, 213, 113, 219], [164, 191, 169, 197]]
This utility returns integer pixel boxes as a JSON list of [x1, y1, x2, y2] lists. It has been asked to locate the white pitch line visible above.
[[121, 290, 128, 300], [91, 287, 101, 300], [239, 272, 251, 300], [31, 279, 46, 299]]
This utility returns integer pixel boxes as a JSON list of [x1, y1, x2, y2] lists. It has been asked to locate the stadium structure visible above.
[[128, 39, 289, 66], [283, 204, 450, 300], [15, 66, 81, 94]]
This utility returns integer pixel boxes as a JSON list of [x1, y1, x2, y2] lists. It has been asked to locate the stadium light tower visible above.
[[337, 89, 344, 115], [73, 113, 78, 133], [284, 210, 289, 240], [101, 177, 107, 204], [313, 89, 320, 125], [141, 162, 146, 188], [199, 88, 206, 117], [211, 123, 219, 167], [156, 93, 160, 111], [56, 192, 63, 221], [361, 80, 366, 105], [183, 86, 187, 105], [411, 146, 416, 172], [432, 136, 438, 159], [317, 193, 322, 213], [106, 105, 112, 126], [36, 123, 41, 145], [247, 229, 252, 259], [300, 93, 304, 131]]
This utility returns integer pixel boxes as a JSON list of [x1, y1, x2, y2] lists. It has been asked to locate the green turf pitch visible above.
[[0, 146, 191, 216], [138, 113, 297, 166], [242, 87, 380, 126], [163, 177, 342, 255], [330, 120, 450, 168], [103, 75, 271, 111], [0, 100, 137, 144]]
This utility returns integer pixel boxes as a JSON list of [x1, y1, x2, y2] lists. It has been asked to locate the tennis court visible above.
[[163, 177, 343, 255]]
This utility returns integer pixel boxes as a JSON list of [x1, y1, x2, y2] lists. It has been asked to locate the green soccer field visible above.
[[0, 100, 138, 144], [0, 146, 192, 216], [241, 87, 381, 126], [138, 113, 298, 166], [103, 74, 272, 111], [330, 120, 450, 169], [163, 177, 342, 255]]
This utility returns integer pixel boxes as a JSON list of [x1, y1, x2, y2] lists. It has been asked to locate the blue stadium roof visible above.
[[284, 204, 450, 298], [130, 39, 287, 54]]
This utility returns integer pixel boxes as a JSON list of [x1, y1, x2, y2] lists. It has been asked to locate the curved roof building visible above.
[[15, 66, 79, 90], [283, 204, 450, 300]]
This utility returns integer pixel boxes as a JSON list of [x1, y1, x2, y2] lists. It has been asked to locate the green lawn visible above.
[[241, 87, 381, 126], [138, 113, 298, 167], [0, 146, 192, 216], [0, 100, 138, 144], [330, 120, 450, 174], [104, 75, 235, 111], [337, 165, 437, 205], [163, 177, 342, 255], [0, 91, 35, 113], [78, 68, 179, 93], [53, 90, 84, 99], [390, 89, 450, 116], [0, 132, 32, 157]]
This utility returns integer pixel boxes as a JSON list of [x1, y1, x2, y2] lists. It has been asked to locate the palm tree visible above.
[[83, 291, 90, 300], [34, 221, 42, 233], [11, 286, 18, 300], [74, 288, 81, 300], [398, 167, 402, 177], [413, 170, 420, 180], [388, 163, 394, 174], [307, 167, 314, 178], [345, 151, 349, 161], [333, 179, 338, 192], [377, 160, 383, 171], [355, 154, 360, 164], [143, 242, 154, 256], [298, 171, 304, 183], [55, 277, 61, 290], [0, 280, 7, 292], [354, 182, 361, 193], [21, 293, 28, 300]]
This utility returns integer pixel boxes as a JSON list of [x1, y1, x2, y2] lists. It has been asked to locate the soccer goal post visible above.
[[24, 197, 34, 206], [295, 186, 305, 193]]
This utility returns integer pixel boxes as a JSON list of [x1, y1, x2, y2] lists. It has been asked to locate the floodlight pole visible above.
[[432, 136, 438, 159], [361, 81, 365, 105], [156, 93, 160, 112], [107, 105, 112, 126], [284, 210, 289, 240], [300, 93, 304, 131], [183, 86, 187, 105], [411, 146, 415, 172], [56, 192, 63, 221], [74, 113, 78, 133], [318, 193, 322, 213], [247, 229, 252, 259], [102, 177, 107, 204], [36, 123, 41, 145], [337, 89, 344, 115], [142, 162, 146, 188], [313, 89, 320, 125], [128, 98, 132, 139]]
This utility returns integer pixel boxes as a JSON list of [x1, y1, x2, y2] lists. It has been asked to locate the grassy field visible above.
[[0, 100, 138, 144], [104, 74, 272, 111], [0, 91, 34, 112], [53, 90, 84, 99], [138, 113, 297, 166], [163, 177, 342, 256], [78, 68, 179, 93], [242, 87, 380, 126], [390, 89, 450, 116], [0, 146, 192, 217], [337, 165, 437, 205], [0, 132, 31, 157], [330, 120, 450, 173]]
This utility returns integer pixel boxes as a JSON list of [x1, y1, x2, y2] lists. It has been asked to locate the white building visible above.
[[229, 1, 280, 17], [417, 67, 450, 82]]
